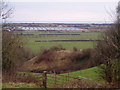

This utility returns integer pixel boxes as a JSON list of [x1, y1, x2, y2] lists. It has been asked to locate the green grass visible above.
[[14, 31, 102, 87], [61, 67, 102, 81], [19, 31, 101, 40], [15, 31, 100, 53], [47, 66, 103, 87], [15, 30, 101, 36], [26, 41, 96, 53], [18, 66, 103, 88], [3, 66, 104, 88], [3, 31, 103, 88], [30, 66, 102, 82]]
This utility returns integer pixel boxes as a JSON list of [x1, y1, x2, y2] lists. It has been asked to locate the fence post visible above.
[[42, 71, 47, 88], [68, 72, 69, 82], [54, 72, 56, 87]]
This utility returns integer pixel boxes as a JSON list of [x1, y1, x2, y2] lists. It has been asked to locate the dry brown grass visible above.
[[2, 72, 42, 87], [20, 46, 96, 74], [57, 79, 106, 88]]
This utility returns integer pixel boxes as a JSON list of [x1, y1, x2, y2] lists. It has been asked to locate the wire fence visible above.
[[40, 71, 81, 88], [4, 71, 101, 88]]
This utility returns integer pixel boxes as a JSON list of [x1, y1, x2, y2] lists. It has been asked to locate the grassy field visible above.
[[26, 41, 96, 53], [17, 66, 103, 88], [19, 66, 102, 81], [2, 30, 102, 88], [15, 31, 101, 53], [61, 66, 102, 81], [17, 31, 101, 40], [3, 30, 101, 88], [47, 66, 103, 87]]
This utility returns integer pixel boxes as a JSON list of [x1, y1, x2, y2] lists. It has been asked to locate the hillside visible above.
[[19, 48, 93, 74]]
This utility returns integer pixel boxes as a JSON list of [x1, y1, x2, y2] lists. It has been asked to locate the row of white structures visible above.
[[17, 27, 87, 31]]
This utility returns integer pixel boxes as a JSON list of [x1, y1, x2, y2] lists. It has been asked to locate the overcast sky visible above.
[[8, 0, 119, 2], [7, 0, 119, 23]]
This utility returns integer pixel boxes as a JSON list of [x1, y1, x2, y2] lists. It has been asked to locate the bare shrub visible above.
[[69, 49, 91, 63], [82, 49, 91, 59], [22, 48, 36, 61], [73, 47, 78, 51], [2, 31, 31, 73], [93, 2, 120, 87], [35, 45, 66, 64], [2, 31, 21, 72], [35, 47, 56, 64], [50, 45, 65, 51], [1, 1, 32, 73], [58, 79, 105, 88], [94, 22, 120, 87], [33, 46, 95, 73], [2, 72, 41, 87]]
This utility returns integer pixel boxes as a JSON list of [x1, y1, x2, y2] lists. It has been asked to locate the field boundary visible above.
[[35, 40, 101, 42], [42, 71, 81, 88]]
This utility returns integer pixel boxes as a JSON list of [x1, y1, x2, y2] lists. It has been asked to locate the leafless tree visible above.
[[1, 1, 28, 73], [0, 0, 13, 23], [94, 2, 120, 88]]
